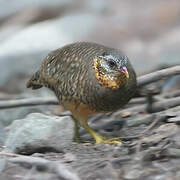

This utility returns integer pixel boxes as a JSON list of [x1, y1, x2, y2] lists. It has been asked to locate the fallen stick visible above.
[[120, 96, 180, 114], [0, 66, 180, 109], [0, 97, 58, 109], [137, 65, 180, 87], [163, 89, 180, 98]]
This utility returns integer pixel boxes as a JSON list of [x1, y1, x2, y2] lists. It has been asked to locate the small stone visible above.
[[4, 113, 74, 154], [123, 166, 142, 180], [126, 114, 154, 127], [167, 116, 180, 124], [0, 121, 6, 146], [7, 156, 80, 180], [141, 134, 166, 146], [164, 148, 180, 158], [154, 123, 180, 137], [165, 111, 178, 118], [0, 159, 7, 173], [120, 111, 131, 118], [63, 153, 77, 163]]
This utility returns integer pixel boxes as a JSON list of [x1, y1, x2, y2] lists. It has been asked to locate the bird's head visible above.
[[93, 52, 130, 90]]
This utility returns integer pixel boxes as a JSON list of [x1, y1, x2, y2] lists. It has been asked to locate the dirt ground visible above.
[[1, 89, 180, 179]]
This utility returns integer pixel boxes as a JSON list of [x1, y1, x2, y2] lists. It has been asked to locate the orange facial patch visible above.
[[93, 58, 124, 90]]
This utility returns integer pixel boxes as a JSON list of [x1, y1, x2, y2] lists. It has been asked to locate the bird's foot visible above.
[[96, 138, 122, 145], [79, 120, 122, 145], [94, 134, 122, 145]]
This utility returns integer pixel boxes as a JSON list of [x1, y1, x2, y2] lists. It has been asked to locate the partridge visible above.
[[27, 42, 137, 144]]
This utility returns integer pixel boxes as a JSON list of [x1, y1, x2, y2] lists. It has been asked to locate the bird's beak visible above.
[[119, 66, 129, 79]]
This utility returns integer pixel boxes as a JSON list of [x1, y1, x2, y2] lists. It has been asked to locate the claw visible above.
[[95, 136, 122, 145]]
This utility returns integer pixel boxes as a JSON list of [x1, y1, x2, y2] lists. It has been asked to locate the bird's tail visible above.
[[26, 70, 43, 90]]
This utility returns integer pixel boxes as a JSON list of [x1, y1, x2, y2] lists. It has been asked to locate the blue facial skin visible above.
[[97, 54, 128, 75]]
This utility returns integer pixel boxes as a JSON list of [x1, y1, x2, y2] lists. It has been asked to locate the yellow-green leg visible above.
[[80, 118, 122, 145], [72, 117, 82, 143]]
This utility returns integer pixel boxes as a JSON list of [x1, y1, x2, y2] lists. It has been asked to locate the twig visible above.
[[163, 89, 180, 98], [150, 96, 180, 113], [137, 65, 180, 87], [139, 114, 166, 135], [120, 96, 180, 114], [128, 97, 146, 105], [0, 97, 58, 109], [0, 151, 22, 157], [0, 66, 180, 109]]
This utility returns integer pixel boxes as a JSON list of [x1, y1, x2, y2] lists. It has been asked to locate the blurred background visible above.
[[0, 0, 180, 94]]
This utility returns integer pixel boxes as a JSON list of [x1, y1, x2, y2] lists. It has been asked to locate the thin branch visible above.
[[120, 96, 180, 114], [0, 66, 180, 109], [150, 96, 180, 112], [0, 97, 58, 109], [163, 89, 180, 98], [0, 152, 22, 157], [137, 65, 180, 87]]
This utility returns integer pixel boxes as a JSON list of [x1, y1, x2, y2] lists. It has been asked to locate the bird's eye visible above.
[[108, 59, 116, 67]]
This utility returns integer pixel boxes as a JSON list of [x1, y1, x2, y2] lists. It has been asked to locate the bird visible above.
[[26, 42, 137, 145]]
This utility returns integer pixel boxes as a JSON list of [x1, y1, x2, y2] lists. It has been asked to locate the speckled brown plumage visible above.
[[27, 42, 137, 144]]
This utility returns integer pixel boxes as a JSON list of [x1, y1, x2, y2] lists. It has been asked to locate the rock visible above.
[[0, 156, 80, 180], [0, 159, 6, 175], [141, 134, 167, 147], [90, 162, 119, 180], [153, 123, 180, 137], [0, 91, 56, 128], [0, 106, 50, 128], [163, 148, 180, 158], [139, 123, 180, 148], [4, 113, 74, 154], [125, 114, 154, 127], [123, 164, 142, 180], [0, 121, 6, 146], [167, 116, 180, 124]]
